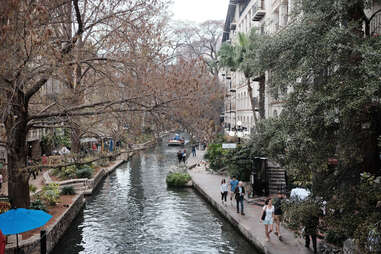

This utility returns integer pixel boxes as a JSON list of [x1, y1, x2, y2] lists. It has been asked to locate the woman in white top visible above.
[[220, 179, 228, 205], [261, 198, 274, 241]]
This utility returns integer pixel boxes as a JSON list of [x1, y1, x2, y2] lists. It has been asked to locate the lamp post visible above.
[[236, 120, 243, 144]]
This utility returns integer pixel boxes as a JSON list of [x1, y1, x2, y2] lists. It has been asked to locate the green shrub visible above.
[[52, 165, 78, 180], [42, 183, 60, 206], [205, 143, 229, 171], [76, 166, 93, 179], [325, 230, 347, 247], [61, 186, 76, 195], [29, 184, 37, 193], [62, 165, 78, 179], [282, 198, 322, 237], [166, 172, 191, 187], [30, 199, 46, 211]]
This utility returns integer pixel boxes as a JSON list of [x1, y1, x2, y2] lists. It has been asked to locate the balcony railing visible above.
[[370, 11, 381, 36], [272, 0, 281, 9], [252, 0, 266, 21]]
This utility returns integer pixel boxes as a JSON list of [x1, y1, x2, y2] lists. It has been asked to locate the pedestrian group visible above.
[[220, 176, 288, 244]]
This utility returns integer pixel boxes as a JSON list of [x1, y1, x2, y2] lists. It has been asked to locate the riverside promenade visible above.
[[187, 151, 313, 254]]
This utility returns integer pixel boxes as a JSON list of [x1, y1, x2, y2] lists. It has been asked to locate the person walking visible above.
[[234, 181, 245, 215], [92, 142, 97, 154], [229, 176, 239, 206], [177, 150, 183, 164], [261, 198, 274, 241], [273, 191, 284, 240], [0, 173, 2, 193], [303, 212, 319, 253], [182, 149, 187, 164], [220, 179, 228, 206], [191, 145, 197, 157]]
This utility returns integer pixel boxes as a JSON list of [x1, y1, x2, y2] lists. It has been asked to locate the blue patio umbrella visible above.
[[0, 208, 52, 250]]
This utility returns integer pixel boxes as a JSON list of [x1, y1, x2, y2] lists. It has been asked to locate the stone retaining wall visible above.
[[191, 181, 265, 254], [5, 194, 85, 254]]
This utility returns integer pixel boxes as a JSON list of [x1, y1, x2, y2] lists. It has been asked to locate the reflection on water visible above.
[[54, 143, 257, 254]]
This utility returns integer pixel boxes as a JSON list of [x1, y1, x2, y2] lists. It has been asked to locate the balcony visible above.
[[252, 0, 266, 21], [272, 0, 281, 10], [370, 11, 381, 36]]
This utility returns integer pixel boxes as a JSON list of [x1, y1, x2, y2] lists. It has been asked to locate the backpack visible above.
[[274, 198, 283, 214]]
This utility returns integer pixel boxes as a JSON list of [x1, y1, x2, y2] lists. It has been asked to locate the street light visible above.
[[236, 120, 243, 143]]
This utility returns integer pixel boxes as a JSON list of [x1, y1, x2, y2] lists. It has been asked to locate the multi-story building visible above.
[[221, 0, 380, 136], [221, 0, 294, 136]]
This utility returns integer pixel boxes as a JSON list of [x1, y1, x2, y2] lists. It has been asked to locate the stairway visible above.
[[267, 168, 287, 195]]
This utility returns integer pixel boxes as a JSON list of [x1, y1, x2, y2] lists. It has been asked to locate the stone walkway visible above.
[[185, 148, 313, 254], [189, 171, 314, 254], [186, 149, 206, 169]]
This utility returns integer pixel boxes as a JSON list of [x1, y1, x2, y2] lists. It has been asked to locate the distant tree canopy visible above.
[[172, 20, 224, 76], [0, 0, 223, 208]]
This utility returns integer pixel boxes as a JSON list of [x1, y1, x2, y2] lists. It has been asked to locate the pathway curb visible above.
[[192, 179, 267, 254]]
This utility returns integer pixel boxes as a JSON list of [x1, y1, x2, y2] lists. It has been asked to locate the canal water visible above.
[[54, 143, 257, 254]]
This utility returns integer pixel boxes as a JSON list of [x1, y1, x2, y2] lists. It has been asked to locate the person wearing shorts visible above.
[[261, 198, 274, 242]]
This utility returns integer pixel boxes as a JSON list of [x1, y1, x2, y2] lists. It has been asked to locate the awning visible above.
[[80, 138, 98, 143]]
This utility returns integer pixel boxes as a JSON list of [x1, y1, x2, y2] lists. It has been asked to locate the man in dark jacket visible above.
[[177, 150, 182, 164], [234, 181, 245, 215], [303, 211, 319, 254]]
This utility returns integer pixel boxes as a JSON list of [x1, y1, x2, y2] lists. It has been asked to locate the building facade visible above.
[[221, 0, 294, 136], [221, 0, 381, 136]]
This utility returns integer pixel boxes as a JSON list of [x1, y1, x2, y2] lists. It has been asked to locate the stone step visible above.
[[268, 171, 285, 175], [269, 185, 284, 189], [267, 170, 286, 174], [266, 169, 286, 173], [268, 177, 285, 181], [269, 185, 286, 189], [267, 168, 285, 171], [269, 184, 286, 189], [269, 182, 286, 187], [268, 173, 285, 177], [268, 177, 286, 182]]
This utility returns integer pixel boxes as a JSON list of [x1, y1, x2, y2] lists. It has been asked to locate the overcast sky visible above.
[[171, 0, 228, 23]]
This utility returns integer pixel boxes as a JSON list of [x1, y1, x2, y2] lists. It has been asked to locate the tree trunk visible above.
[[70, 46, 83, 154], [259, 78, 265, 119], [70, 122, 81, 154], [4, 92, 30, 208], [247, 78, 258, 132], [359, 106, 381, 176]]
